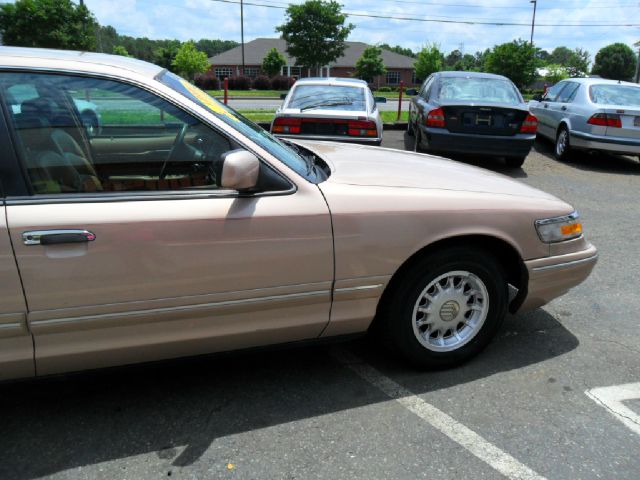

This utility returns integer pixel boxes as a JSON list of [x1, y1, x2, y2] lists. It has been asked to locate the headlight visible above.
[[535, 211, 583, 243]]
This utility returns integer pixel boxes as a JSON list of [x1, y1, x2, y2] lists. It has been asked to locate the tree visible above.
[[454, 54, 477, 71], [544, 64, 568, 84], [355, 46, 386, 83], [484, 39, 537, 88], [276, 0, 354, 73], [195, 39, 238, 58], [444, 49, 463, 69], [592, 43, 636, 81], [549, 46, 589, 77], [262, 47, 287, 77], [379, 43, 415, 58], [112, 45, 131, 57], [414, 44, 443, 82], [154, 41, 181, 71], [0, 0, 98, 51], [172, 41, 209, 81]]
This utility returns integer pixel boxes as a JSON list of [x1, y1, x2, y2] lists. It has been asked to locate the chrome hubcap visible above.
[[556, 130, 568, 156], [412, 270, 489, 352]]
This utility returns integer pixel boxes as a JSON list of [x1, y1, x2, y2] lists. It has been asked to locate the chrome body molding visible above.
[[532, 253, 598, 272]]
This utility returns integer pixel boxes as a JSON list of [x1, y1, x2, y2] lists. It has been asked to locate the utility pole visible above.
[[530, 0, 537, 45], [240, 0, 245, 77]]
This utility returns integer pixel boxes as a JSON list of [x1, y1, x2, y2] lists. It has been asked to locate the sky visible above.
[[84, 0, 640, 62]]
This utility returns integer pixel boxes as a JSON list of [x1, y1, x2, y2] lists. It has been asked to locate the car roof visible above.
[[436, 71, 510, 81], [0, 46, 163, 79], [562, 77, 640, 87], [293, 77, 368, 87]]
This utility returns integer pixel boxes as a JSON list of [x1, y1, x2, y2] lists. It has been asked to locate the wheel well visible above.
[[375, 235, 527, 320], [556, 122, 569, 137]]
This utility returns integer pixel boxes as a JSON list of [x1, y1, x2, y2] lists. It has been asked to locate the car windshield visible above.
[[287, 85, 366, 111], [589, 84, 640, 106], [157, 71, 315, 181], [438, 77, 521, 104]]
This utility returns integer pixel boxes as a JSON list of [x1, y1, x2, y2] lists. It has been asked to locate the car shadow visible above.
[[533, 137, 640, 175], [401, 132, 529, 178], [0, 308, 577, 479]]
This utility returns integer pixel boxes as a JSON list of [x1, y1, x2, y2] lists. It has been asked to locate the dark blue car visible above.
[[407, 71, 537, 168]]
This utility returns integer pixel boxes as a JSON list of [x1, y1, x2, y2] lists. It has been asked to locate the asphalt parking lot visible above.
[[2, 132, 639, 480]]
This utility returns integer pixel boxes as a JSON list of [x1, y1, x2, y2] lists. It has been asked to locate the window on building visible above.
[[386, 71, 400, 85], [214, 67, 234, 80], [282, 66, 303, 78], [411, 71, 419, 85], [243, 67, 259, 79]]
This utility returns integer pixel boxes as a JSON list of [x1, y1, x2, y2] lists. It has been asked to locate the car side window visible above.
[[0, 72, 239, 195], [543, 82, 567, 102], [556, 82, 580, 103]]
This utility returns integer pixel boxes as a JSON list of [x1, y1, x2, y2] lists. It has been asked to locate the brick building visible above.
[[208, 38, 417, 87]]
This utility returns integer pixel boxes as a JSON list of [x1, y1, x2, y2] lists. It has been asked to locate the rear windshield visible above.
[[589, 84, 640, 106], [438, 77, 521, 104], [287, 85, 366, 111]]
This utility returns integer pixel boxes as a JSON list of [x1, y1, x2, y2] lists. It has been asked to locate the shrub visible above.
[[378, 86, 392, 92], [271, 75, 296, 90], [227, 76, 251, 90], [252, 75, 271, 90], [194, 73, 220, 90]]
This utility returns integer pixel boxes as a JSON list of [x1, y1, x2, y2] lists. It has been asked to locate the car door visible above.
[[410, 75, 435, 127], [535, 81, 568, 139], [0, 117, 33, 380], [554, 81, 581, 129], [0, 70, 334, 376]]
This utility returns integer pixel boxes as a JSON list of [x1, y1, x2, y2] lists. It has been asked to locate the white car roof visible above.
[[0, 46, 163, 79]]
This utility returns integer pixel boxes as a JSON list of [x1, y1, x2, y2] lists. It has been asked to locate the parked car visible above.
[[407, 71, 538, 168], [271, 77, 385, 145], [0, 47, 597, 381], [528, 78, 640, 161], [7, 82, 101, 135]]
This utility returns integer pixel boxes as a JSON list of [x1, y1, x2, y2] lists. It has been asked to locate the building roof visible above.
[[209, 38, 415, 69]]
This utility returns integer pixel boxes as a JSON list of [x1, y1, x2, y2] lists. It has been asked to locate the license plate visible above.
[[476, 114, 491, 126], [635, 116, 640, 127]]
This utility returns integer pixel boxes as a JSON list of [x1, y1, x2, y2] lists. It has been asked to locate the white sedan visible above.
[[271, 77, 385, 145]]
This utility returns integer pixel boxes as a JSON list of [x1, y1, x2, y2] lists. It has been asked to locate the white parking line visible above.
[[586, 382, 640, 436], [332, 349, 546, 480]]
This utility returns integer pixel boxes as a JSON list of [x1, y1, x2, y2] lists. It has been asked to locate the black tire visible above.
[[505, 156, 526, 168], [377, 247, 508, 368], [554, 126, 572, 161], [413, 127, 424, 153], [407, 116, 415, 137]]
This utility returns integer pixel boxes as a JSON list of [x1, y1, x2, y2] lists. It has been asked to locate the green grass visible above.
[[99, 110, 182, 125]]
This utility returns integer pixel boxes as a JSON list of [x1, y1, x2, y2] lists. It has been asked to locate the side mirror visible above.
[[532, 94, 543, 102], [374, 96, 387, 104], [221, 150, 260, 190], [406, 88, 418, 96], [280, 93, 287, 100]]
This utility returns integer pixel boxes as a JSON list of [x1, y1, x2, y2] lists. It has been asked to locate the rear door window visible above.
[[543, 82, 567, 102]]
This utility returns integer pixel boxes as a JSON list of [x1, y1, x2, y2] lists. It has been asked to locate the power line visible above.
[[207, 0, 640, 27]]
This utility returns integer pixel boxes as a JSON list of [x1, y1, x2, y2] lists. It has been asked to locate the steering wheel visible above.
[[159, 123, 189, 179]]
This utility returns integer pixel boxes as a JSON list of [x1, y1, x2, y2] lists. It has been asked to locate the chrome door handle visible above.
[[22, 229, 96, 246], [561, 106, 567, 111], [544, 104, 549, 108]]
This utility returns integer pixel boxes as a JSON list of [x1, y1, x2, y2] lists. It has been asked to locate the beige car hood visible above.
[[293, 140, 558, 201]]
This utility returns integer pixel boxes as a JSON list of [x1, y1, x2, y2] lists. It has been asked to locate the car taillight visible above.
[[272, 117, 302, 134], [347, 120, 377, 137], [587, 113, 622, 128], [425, 108, 445, 128], [520, 114, 538, 133]]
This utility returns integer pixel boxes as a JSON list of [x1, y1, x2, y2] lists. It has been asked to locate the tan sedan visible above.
[[0, 47, 597, 381]]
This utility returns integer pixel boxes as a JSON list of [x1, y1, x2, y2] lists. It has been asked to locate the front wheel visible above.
[[407, 115, 415, 137], [377, 247, 508, 368]]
